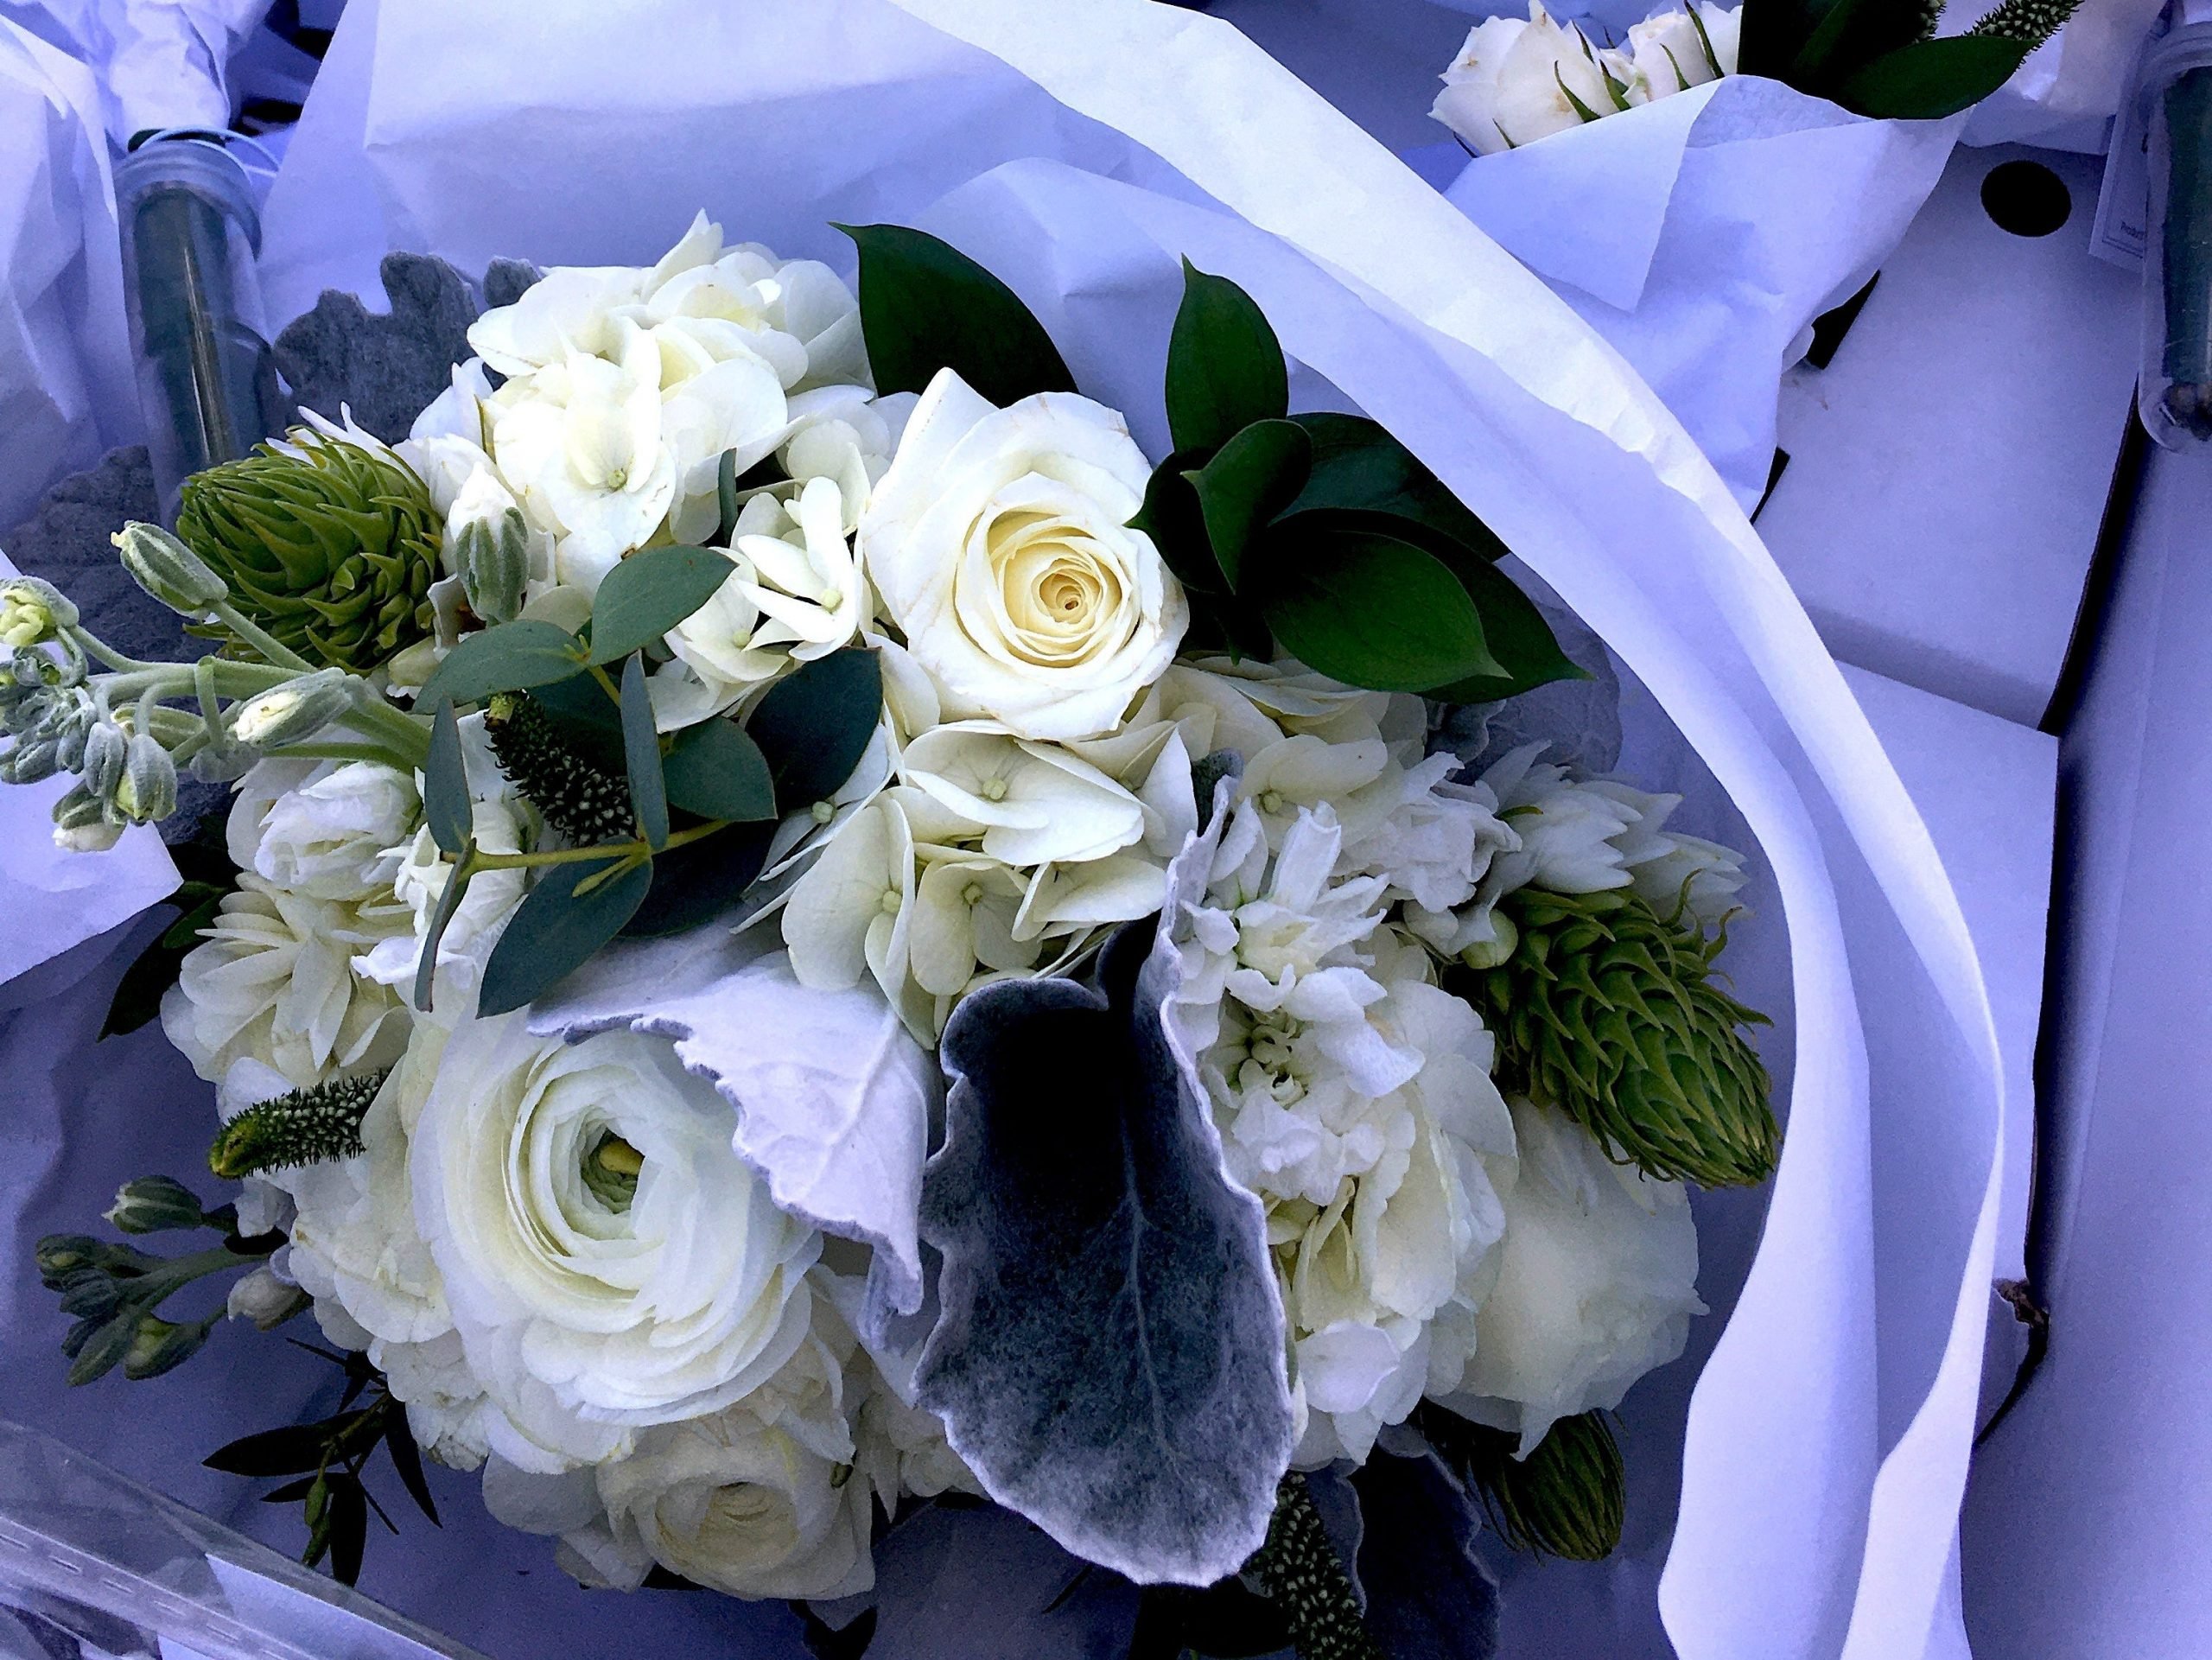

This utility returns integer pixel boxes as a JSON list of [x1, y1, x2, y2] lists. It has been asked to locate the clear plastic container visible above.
[[0, 1419, 482, 1660], [112, 135, 284, 519], [2140, 24, 2212, 447]]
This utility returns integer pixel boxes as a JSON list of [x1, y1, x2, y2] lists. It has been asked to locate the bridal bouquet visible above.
[[8, 210, 1781, 1653]]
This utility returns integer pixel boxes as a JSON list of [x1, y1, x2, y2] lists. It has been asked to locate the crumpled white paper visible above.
[[5, 0, 275, 140], [0, 18, 141, 532], [235, 2, 2002, 1655], [1440, 73, 1962, 512]]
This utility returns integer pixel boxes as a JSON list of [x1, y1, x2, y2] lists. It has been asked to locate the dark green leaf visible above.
[[1787, 0, 1925, 96], [1738, 0, 1827, 76], [1182, 418, 1313, 592], [103, 883, 228, 1039], [1132, 1580, 1294, 1660], [327, 1473, 367, 1585], [1286, 413, 1507, 563], [747, 647, 884, 810], [716, 448, 741, 544], [410, 850, 474, 1014], [383, 1407, 441, 1527], [796, 1603, 876, 1658], [1130, 453, 1225, 596], [1425, 559, 1589, 703], [476, 856, 655, 1017], [158, 882, 229, 948], [205, 1421, 341, 1478], [1166, 260, 1290, 454], [1260, 525, 1503, 692], [586, 546, 734, 666], [837, 223, 1077, 405], [67, 1313, 137, 1385], [1836, 34, 2032, 118], [423, 699, 469, 857], [664, 720, 776, 823], [620, 653, 668, 850], [621, 824, 774, 937], [261, 1476, 320, 1503], [417, 620, 586, 708]]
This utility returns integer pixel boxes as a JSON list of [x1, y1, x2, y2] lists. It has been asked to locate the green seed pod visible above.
[[209, 1069, 390, 1179], [485, 690, 635, 846], [112, 521, 229, 615], [1477, 886, 1777, 1188], [455, 504, 530, 625], [1250, 1474, 1382, 1660], [1414, 1402, 1626, 1561], [175, 425, 442, 671]]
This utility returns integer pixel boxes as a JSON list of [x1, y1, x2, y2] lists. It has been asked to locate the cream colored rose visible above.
[[1622, 3, 1739, 102], [1432, 3, 1634, 156], [861, 368, 1186, 742]]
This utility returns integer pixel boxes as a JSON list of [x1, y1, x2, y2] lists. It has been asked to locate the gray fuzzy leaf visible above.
[[1350, 1450, 1500, 1659], [275, 251, 483, 442], [915, 842, 1294, 1586]]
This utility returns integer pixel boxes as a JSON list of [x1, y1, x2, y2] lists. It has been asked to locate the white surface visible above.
[[1761, 141, 2139, 728]]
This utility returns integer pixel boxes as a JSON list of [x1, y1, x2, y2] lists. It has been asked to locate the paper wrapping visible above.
[[238, 2, 1998, 1653]]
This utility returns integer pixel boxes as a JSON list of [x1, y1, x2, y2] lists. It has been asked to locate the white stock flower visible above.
[[226, 758, 419, 902], [410, 1015, 821, 1472], [1432, 3, 1634, 157], [161, 875, 412, 1090], [1623, 4, 1739, 102], [1449, 1099, 1703, 1453], [861, 368, 1187, 742]]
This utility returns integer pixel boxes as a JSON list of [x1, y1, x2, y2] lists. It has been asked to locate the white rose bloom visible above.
[[226, 758, 419, 901], [1432, 3, 1633, 157], [861, 367, 1187, 742], [1623, 3, 1738, 102], [410, 1015, 822, 1472], [1450, 1098, 1703, 1453], [162, 875, 412, 1089]]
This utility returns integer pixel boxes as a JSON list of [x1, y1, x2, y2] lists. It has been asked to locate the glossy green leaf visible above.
[[585, 546, 734, 666], [423, 699, 469, 856], [1130, 452, 1225, 595], [1425, 558, 1589, 703], [747, 647, 884, 809], [327, 1472, 368, 1585], [1836, 35, 2033, 118], [838, 224, 1077, 405], [416, 620, 586, 708], [205, 1421, 340, 1478], [1166, 260, 1291, 454], [476, 855, 655, 1017], [1286, 413, 1508, 563], [1738, 0, 1827, 76], [664, 719, 776, 823], [383, 1408, 440, 1527], [1183, 418, 1313, 591], [619, 653, 668, 850], [1260, 525, 1503, 693], [1786, 0, 1923, 97]]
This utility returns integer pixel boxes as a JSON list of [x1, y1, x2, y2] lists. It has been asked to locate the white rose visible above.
[[409, 1014, 822, 1472], [1622, 3, 1738, 101], [161, 875, 413, 1089], [861, 368, 1187, 742], [1448, 1098, 1704, 1453], [227, 759, 420, 901], [1432, 3, 1632, 157]]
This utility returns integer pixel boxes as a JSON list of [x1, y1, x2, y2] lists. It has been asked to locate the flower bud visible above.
[[105, 1174, 208, 1235], [57, 1273, 122, 1320], [456, 503, 531, 625], [112, 732, 178, 824], [54, 817, 125, 852], [232, 668, 356, 748], [1458, 910, 1519, 972], [35, 1234, 103, 1282], [0, 576, 78, 647], [226, 1265, 310, 1331], [76, 719, 123, 797], [112, 521, 228, 615], [122, 1313, 212, 1380], [1, 735, 60, 784]]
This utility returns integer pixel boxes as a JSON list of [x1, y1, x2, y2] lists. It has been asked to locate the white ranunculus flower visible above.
[[1432, 3, 1634, 157], [861, 368, 1187, 742], [1623, 3, 1739, 103], [1448, 1098, 1703, 1453], [161, 875, 413, 1089], [226, 759, 419, 902], [409, 1014, 822, 1472]]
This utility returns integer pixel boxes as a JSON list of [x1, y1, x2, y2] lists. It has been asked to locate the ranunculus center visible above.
[[582, 1131, 644, 1213]]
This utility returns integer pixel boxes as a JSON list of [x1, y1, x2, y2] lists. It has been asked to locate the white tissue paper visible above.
[[5, 0, 276, 140], [232, 2, 2001, 1656], [0, 17, 140, 531], [1438, 73, 1962, 513]]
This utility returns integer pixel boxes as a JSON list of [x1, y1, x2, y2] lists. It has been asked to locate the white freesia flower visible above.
[[861, 368, 1187, 742], [1432, 3, 1635, 157], [1448, 1098, 1703, 1453], [1623, 4, 1739, 102], [226, 759, 419, 902], [161, 875, 412, 1090], [410, 1014, 821, 1472]]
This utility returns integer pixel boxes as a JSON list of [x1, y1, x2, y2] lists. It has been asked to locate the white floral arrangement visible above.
[[8, 214, 1781, 1654]]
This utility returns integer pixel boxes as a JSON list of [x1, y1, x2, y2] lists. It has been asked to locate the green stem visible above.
[[207, 601, 315, 672], [66, 625, 161, 675], [266, 740, 416, 766], [462, 816, 730, 872]]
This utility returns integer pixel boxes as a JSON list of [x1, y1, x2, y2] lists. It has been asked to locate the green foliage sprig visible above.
[[1415, 1403, 1628, 1561], [1741, 0, 2085, 121]]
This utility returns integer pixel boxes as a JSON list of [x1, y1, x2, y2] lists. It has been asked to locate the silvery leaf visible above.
[[914, 795, 1294, 1586], [1349, 1449, 1500, 1659], [526, 933, 936, 1313]]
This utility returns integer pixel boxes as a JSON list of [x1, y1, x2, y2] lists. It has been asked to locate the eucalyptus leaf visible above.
[[915, 904, 1295, 1584], [417, 620, 586, 708], [839, 224, 1076, 405], [1166, 260, 1290, 455], [1182, 418, 1312, 592], [1836, 34, 2033, 118], [1261, 525, 1503, 693], [747, 647, 884, 809], [620, 824, 773, 937], [1285, 413, 1507, 564], [586, 546, 734, 666], [411, 849, 475, 1014], [620, 653, 668, 850], [423, 699, 469, 856], [476, 855, 655, 1017], [664, 719, 776, 823]]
